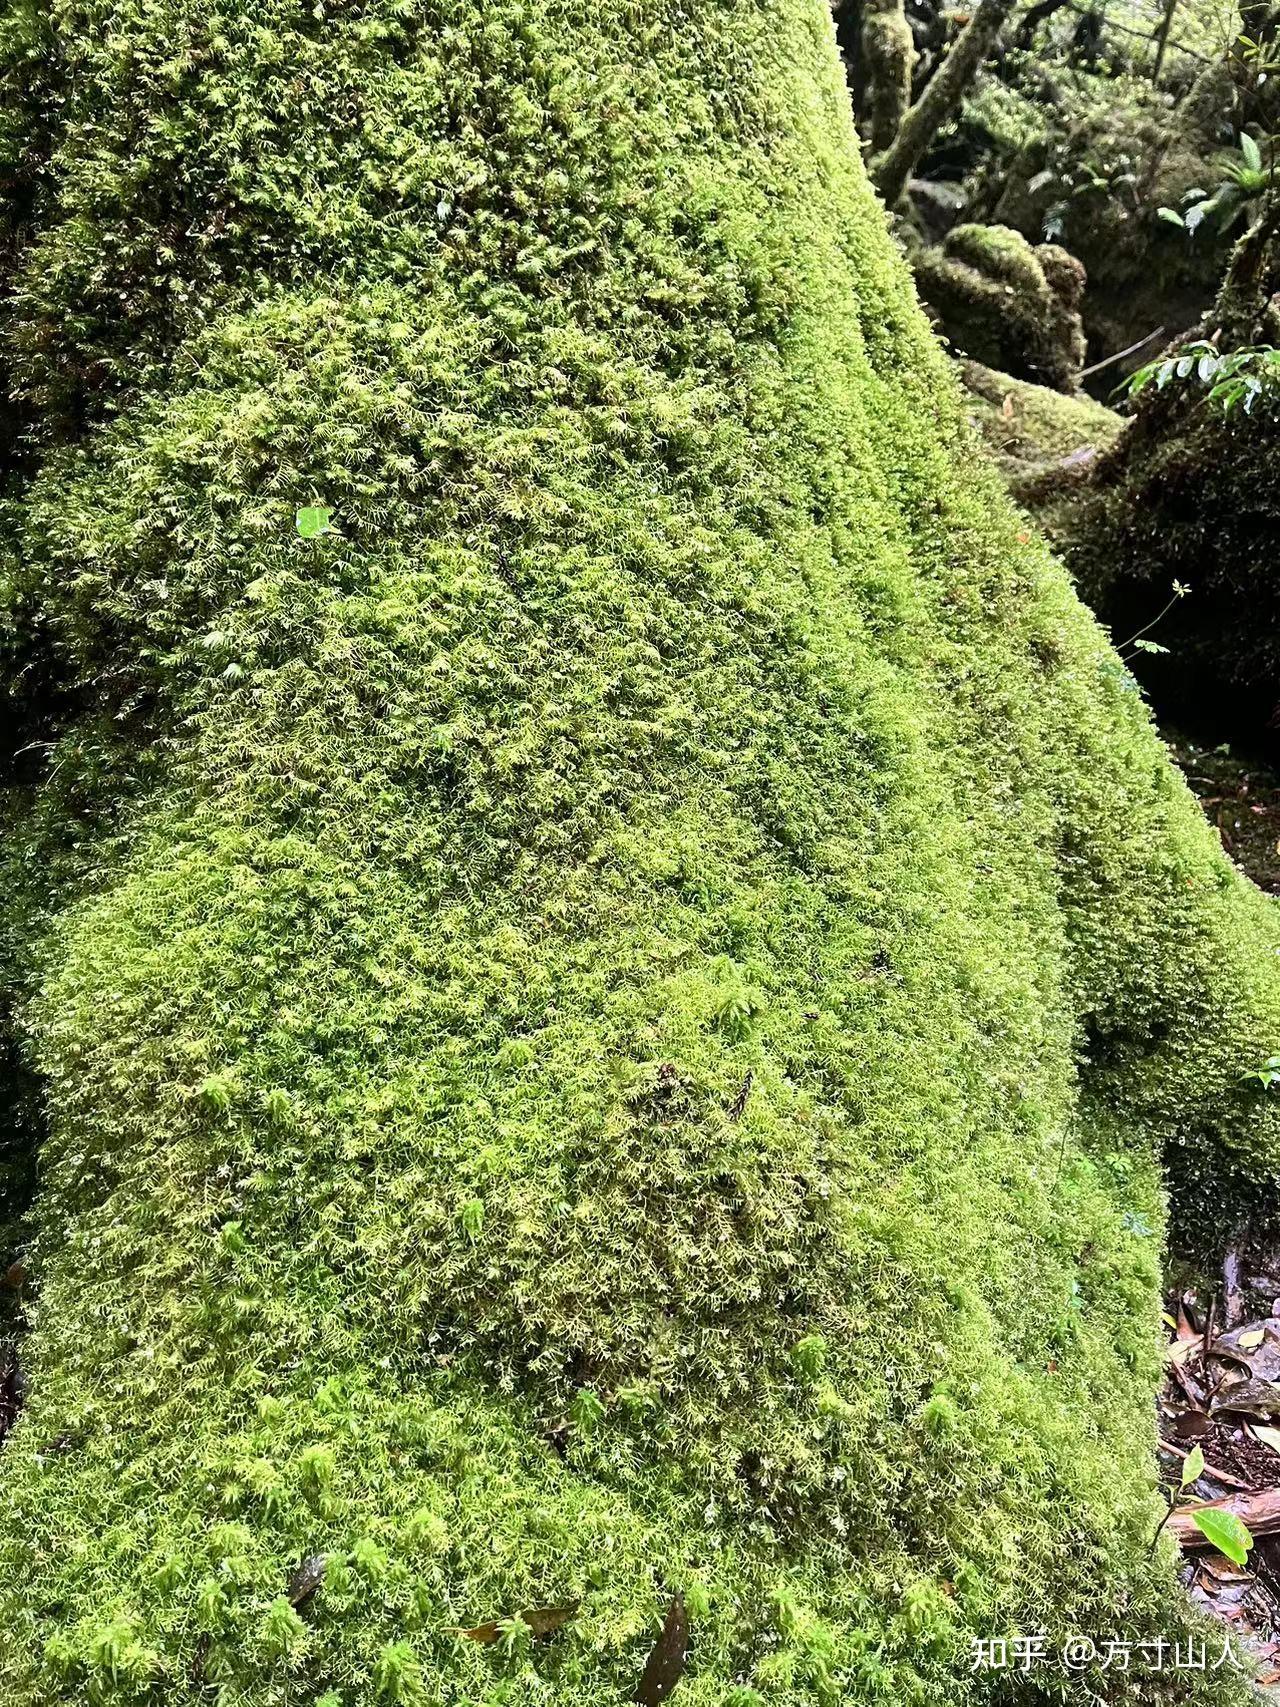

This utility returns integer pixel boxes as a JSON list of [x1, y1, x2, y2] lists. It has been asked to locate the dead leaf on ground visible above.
[[1172, 1409, 1212, 1441], [1199, 1552, 1254, 1585], [1215, 1379, 1280, 1421], [453, 1602, 580, 1644], [1165, 1337, 1202, 1367], [1248, 1422, 1280, 1456], [1214, 1319, 1280, 1382], [1166, 1301, 1202, 1364], [634, 1593, 688, 1705]]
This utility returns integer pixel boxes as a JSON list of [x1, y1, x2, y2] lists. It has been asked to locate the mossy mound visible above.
[[914, 223, 1088, 391], [959, 358, 1123, 484], [0, 4, 1278, 1705], [1064, 375, 1280, 739]]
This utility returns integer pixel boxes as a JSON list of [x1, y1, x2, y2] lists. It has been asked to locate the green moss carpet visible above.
[[0, 1, 1277, 1701]]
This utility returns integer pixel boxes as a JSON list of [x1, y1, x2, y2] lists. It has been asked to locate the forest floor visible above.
[[1174, 739, 1280, 899], [1161, 1279, 1280, 1694], [1162, 735, 1280, 1692]]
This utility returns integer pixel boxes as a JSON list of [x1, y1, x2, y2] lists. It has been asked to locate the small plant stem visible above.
[[1149, 1491, 1176, 1557], [1117, 587, 1186, 659]]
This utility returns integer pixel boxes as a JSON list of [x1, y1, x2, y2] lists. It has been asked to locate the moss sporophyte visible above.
[[0, 2, 1278, 1703]]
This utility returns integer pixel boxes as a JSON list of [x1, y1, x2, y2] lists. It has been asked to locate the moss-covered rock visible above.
[[0, 3, 1277, 1705], [956, 358, 1125, 542], [915, 221, 1088, 389]]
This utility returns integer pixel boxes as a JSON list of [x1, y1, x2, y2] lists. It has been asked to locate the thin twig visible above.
[[1080, 325, 1166, 378], [1159, 1439, 1255, 1493], [1060, 0, 1215, 63]]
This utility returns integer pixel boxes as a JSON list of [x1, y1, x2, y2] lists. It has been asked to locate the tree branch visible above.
[[871, 0, 1019, 208], [861, 0, 917, 153]]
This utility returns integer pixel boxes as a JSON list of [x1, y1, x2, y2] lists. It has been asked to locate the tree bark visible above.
[[1213, 186, 1280, 348], [871, 0, 1018, 207]]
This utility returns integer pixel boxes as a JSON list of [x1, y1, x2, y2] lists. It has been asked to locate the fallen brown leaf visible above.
[[634, 1593, 688, 1705], [1215, 1378, 1280, 1421], [454, 1602, 580, 1645], [1248, 1421, 1280, 1456]]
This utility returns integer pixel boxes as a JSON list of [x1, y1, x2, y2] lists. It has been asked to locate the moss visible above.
[[947, 220, 1050, 294], [0, 3, 1276, 1705], [1063, 376, 1280, 737], [859, 0, 915, 153], [960, 77, 1046, 157], [962, 356, 1119, 495], [914, 222, 1088, 390], [979, 76, 1240, 364]]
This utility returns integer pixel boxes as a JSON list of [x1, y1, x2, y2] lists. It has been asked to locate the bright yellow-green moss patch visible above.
[[0, 3, 1276, 1705]]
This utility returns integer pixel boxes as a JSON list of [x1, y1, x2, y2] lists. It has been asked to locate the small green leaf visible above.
[[1240, 132, 1263, 173], [197, 1073, 235, 1113], [296, 504, 334, 539], [1156, 206, 1184, 227], [569, 1388, 606, 1436], [1190, 1506, 1254, 1565], [1181, 1445, 1205, 1486], [791, 1334, 828, 1381], [459, 1199, 485, 1241]]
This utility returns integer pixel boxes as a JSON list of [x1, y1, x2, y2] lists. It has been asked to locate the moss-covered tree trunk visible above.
[[860, 0, 916, 153], [0, 3, 1278, 1704], [870, 0, 1018, 207]]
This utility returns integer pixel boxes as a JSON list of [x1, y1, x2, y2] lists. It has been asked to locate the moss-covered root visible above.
[[959, 358, 1123, 483], [0, 2, 1276, 1705]]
